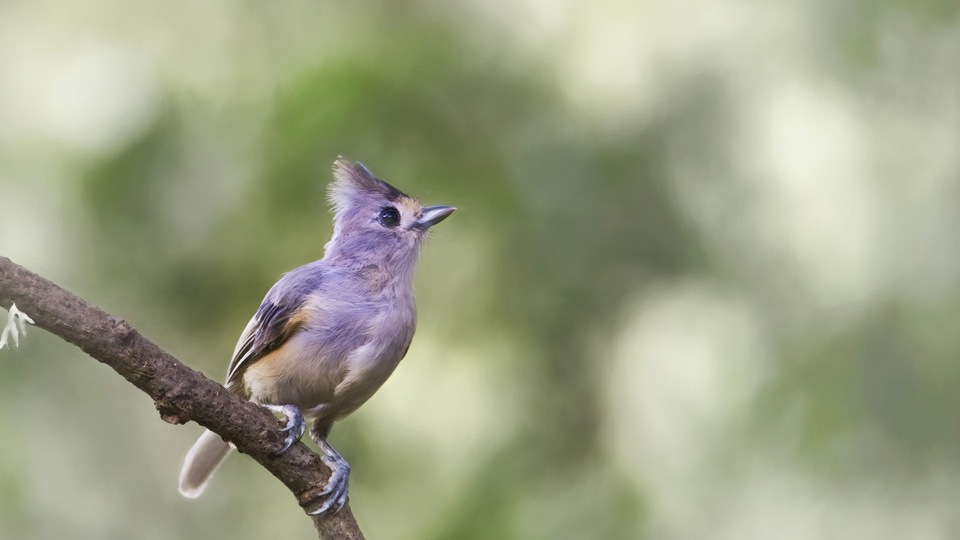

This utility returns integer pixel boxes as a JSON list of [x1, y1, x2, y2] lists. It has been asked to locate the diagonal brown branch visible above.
[[0, 256, 364, 540]]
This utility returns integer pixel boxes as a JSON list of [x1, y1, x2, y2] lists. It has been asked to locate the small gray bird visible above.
[[178, 158, 455, 514]]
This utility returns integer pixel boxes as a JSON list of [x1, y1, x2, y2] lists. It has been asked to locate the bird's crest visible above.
[[329, 158, 407, 219]]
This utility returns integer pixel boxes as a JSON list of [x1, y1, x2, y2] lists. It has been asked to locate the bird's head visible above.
[[323, 158, 455, 271]]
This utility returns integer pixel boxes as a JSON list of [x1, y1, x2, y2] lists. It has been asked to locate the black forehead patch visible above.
[[331, 158, 409, 202], [356, 162, 407, 202]]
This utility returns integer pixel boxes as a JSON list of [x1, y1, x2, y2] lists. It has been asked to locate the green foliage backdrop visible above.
[[2, 1, 959, 539]]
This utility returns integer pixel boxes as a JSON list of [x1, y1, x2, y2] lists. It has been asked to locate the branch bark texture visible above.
[[0, 256, 363, 540]]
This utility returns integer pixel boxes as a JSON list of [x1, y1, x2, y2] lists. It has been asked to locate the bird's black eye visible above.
[[378, 207, 400, 227]]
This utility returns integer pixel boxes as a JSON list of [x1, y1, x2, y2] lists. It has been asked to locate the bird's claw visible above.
[[263, 404, 305, 453], [308, 453, 351, 515]]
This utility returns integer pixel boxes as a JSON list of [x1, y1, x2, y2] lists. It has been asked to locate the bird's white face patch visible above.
[[395, 197, 423, 231]]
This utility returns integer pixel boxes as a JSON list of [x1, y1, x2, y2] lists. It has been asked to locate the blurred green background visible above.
[[2, 1, 960, 539]]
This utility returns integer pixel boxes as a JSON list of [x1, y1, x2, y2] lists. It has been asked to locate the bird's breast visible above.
[[327, 300, 417, 416], [244, 295, 416, 421]]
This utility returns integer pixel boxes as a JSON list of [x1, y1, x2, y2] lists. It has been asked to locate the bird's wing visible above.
[[225, 269, 320, 388]]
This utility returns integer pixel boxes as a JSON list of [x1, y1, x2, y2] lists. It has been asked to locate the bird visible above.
[[178, 157, 456, 514]]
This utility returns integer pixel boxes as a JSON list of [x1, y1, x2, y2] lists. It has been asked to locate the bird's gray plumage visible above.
[[179, 158, 455, 511]]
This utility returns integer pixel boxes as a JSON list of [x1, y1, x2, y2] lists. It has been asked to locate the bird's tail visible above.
[[178, 429, 233, 498]]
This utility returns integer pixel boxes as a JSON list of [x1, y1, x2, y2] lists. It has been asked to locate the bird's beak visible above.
[[415, 205, 456, 229]]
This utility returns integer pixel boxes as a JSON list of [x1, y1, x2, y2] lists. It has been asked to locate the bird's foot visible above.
[[263, 404, 305, 453], [308, 442, 351, 515]]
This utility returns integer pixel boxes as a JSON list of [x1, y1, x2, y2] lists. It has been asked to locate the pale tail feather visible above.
[[179, 429, 233, 498]]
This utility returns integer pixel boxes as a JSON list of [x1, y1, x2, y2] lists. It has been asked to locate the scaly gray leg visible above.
[[308, 424, 350, 515], [263, 404, 305, 453]]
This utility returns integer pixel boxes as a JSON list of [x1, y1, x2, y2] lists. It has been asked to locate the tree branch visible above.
[[0, 256, 364, 540]]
